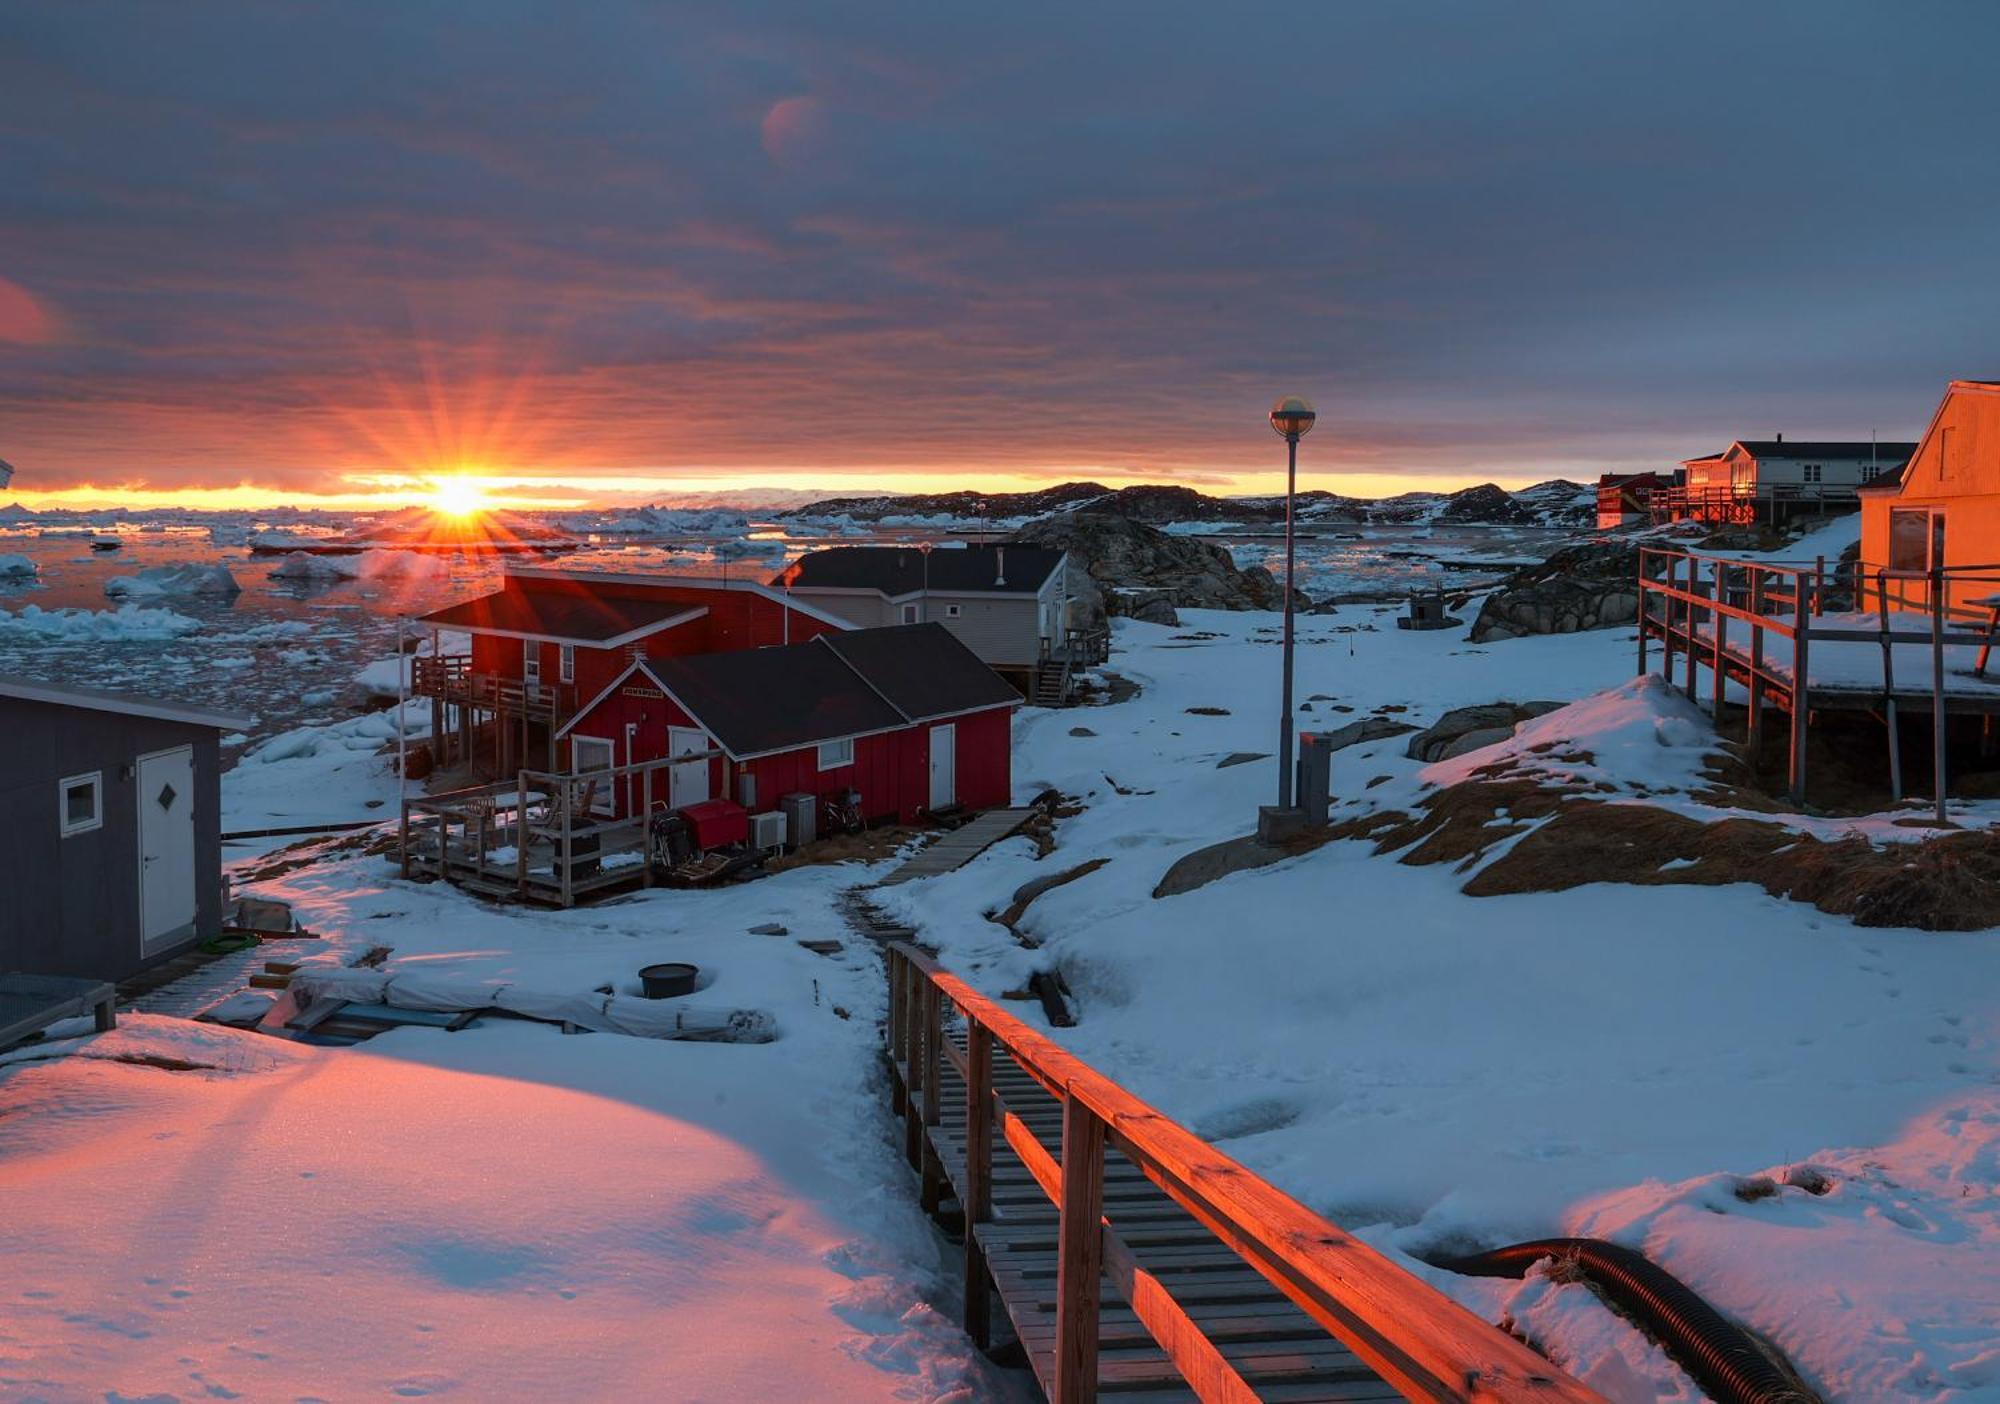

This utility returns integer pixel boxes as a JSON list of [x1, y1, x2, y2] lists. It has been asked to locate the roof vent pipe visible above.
[[995, 545, 1006, 586], [1776, 432, 1783, 445]]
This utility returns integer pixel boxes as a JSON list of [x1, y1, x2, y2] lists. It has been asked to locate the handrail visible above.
[[886, 942, 1602, 1404]]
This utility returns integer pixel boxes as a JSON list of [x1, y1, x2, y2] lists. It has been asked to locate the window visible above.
[[900, 604, 919, 624], [817, 737, 855, 770], [1861, 464, 1882, 483], [1889, 508, 1945, 573], [559, 644, 575, 684], [1801, 463, 1822, 484], [522, 638, 541, 685], [944, 603, 961, 618], [59, 771, 102, 837]]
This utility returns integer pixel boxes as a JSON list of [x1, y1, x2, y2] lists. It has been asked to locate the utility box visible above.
[[780, 792, 816, 850], [737, 772, 758, 811], [1295, 732, 1332, 828]]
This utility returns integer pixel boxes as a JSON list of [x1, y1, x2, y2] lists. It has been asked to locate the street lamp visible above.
[[1268, 395, 1315, 819]]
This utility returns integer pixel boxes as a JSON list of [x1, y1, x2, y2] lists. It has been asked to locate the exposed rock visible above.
[[1468, 541, 1641, 642], [1127, 594, 1181, 626], [1015, 511, 1306, 615], [1216, 751, 1268, 769], [1404, 701, 1563, 762], [1318, 716, 1418, 751], [1437, 726, 1517, 759], [1068, 726, 1098, 737], [1435, 482, 1535, 525]]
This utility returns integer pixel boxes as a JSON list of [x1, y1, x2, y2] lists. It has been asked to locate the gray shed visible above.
[[0, 676, 251, 983]]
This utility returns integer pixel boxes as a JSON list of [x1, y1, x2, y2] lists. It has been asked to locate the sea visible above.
[[0, 519, 1571, 759]]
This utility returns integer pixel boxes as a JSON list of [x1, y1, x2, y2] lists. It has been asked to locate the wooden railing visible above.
[[410, 655, 574, 723], [884, 942, 1601, 1404], [1637, 547, 2000, 817]]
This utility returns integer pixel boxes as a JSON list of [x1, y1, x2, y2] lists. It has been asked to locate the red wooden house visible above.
[[409, 566, 853, 771], [553, 622, 1018, 826]]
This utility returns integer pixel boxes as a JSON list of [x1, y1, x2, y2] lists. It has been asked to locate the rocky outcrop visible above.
[[1015, 511, 1305, 616], [1435, 482, 1536, 525], [1467, 541, 1641, 642], [1404, 701, 1563, 762]]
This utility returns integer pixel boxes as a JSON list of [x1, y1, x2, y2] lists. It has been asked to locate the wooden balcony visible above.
[[410, 655, 575, 725]]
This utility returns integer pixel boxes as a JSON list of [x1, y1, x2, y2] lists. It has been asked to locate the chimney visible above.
[[995, 545, 1006, 587], [1775, 432, 1783, 445]]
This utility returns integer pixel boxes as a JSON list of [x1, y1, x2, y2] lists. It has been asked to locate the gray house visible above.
[[0, 676, 249, 982], [773, 544, 1101, 703]]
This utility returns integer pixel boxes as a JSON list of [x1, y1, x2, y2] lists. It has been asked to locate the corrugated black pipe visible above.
[[1433, 1238, 1819, 1404]]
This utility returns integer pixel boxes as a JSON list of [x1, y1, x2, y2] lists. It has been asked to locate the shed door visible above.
[[138, 746, 197, 955], [928, 723, 956, 810], [669, 727, 710, 808], [571, 736, 615, 816]]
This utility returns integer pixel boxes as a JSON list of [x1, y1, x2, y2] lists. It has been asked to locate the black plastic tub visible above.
[[638, 962, 699, 999]]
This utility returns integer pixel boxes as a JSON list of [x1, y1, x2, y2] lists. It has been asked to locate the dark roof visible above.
[[1856, 460, 1909, 492], [415, 583, 701, 644], [1734, 440, 1917, 462], [644, 643, 905, 757], [0, 674, 253, 731], [638, 622, 1016, 757], [777, 544, 1063, 596], [822, 623, 1023, 721]]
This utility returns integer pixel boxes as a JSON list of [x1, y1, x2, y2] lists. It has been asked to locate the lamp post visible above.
[[1268, 395, 1315, 815]]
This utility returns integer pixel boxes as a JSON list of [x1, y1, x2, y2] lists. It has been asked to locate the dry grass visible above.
[[1371, 776, 2000, 930]]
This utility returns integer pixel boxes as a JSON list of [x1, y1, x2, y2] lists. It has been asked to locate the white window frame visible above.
[[817, 737, 855, 770], [558, 643, 575, 684], [59, 771, 103, 837], [523, 637, 542, 685], [944, 603, 961, 618], [1801, 463, 1822, 484]]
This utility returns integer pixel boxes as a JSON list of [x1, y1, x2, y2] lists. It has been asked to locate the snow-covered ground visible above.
[[5, 558, 1998, 1399]]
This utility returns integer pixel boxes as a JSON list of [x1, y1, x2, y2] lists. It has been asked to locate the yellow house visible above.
[[1859, 379, 2000, 620]]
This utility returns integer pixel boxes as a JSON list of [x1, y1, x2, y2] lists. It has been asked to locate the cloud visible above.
[[1, 2, 1997, 495]]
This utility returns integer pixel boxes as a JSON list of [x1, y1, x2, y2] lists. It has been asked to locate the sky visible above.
[[3, 2, 1999, 510]]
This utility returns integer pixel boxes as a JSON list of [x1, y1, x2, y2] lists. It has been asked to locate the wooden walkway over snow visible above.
[[875, 808, 1035, 887], [884, 943, 1601, 1404]]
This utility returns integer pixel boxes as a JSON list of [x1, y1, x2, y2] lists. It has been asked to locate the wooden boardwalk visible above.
[[885, 943, 1600, 1404], [929, 1037, 1403, 1399], [875, 807, 1035, 887]]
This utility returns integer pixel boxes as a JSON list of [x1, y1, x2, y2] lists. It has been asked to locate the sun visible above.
[[427, 475, 493, 519]]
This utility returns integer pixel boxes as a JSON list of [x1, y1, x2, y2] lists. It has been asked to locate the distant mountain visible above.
[[0, 500, 36, 522], [780, 481, 1113, 522], [781, 477, 1596, 530]]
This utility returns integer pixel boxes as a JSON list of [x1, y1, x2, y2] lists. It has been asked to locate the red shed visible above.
[[554, 623, 1018, 826]]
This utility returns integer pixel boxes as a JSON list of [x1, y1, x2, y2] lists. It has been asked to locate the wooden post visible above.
[[1053, 1091, 1106, 1404], [1747, 570, 1765, 757], [437, 798, 450, 878], [1790, 567, 1811, 805], [1711, 560, 1727, 719], [1683, 562, 1699, 701], [1932, 565, 1949, 825], [516, 769, 531, 895], [1660, 554, 1676, 685], [1876, 573, 1903, 802], [1814, 554, 1826, 617], [963, 1023, 995, 1348], [919, 982, 945, 1214], [887, 948, 908, 1117], [1636, 552, 1649, 677], [641, 764, 654, 889], [399, 798, 411, 878], [559, 781, 574, 908]]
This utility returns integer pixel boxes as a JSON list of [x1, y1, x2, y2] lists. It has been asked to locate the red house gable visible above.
[[412, 566, 855, 705], [557, 622, 1018, 826]]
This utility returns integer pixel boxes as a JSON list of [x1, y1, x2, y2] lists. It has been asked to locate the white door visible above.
[[928, 723, 956, 810], [572, 735, 615, 815], [668, 727, 710, 808], [138, 746, 197, 954]]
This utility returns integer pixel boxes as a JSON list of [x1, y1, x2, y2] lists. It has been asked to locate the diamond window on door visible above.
[[157, 782, 178, 811]]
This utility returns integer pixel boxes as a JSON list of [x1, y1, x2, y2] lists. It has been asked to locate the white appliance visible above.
[[749, 811, 787, 852]]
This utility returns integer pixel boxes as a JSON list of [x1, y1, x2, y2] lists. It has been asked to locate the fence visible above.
[[1636, 547, 2000, 819], [884, 941, 1601, 1403]]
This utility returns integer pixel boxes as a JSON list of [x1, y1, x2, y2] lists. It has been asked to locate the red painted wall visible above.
[[460, 579, 844, 698], [562, 672, 1015, 827]]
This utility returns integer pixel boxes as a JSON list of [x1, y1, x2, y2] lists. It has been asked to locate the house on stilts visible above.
[[1636, 379, 2000, 817]]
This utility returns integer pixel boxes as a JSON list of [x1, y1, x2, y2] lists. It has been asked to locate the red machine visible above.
[[677, 798, 748, 851]]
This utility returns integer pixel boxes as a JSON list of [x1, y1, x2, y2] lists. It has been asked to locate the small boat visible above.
[[89, 536, 122, 552]]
